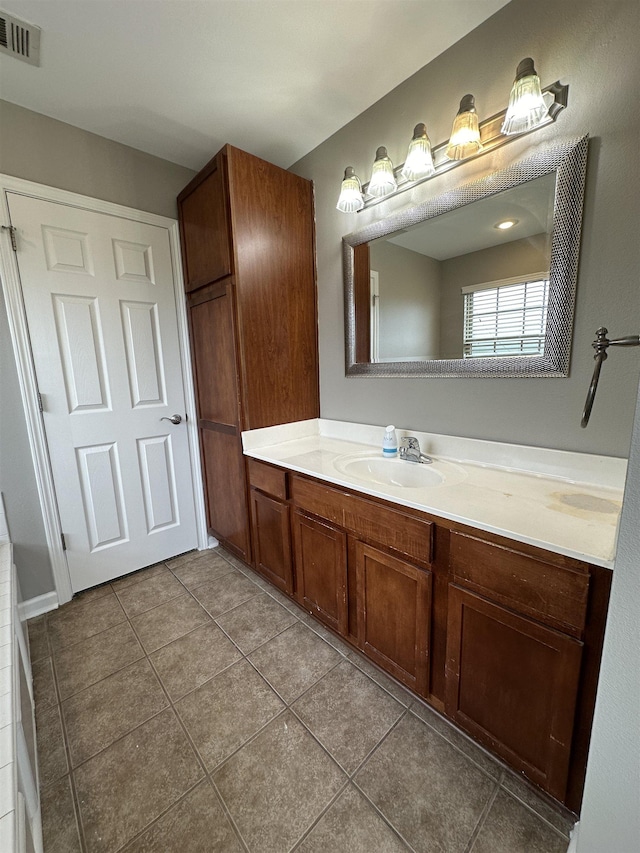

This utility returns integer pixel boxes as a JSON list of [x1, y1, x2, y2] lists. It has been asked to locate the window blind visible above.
[[463, 278, 549, 358]]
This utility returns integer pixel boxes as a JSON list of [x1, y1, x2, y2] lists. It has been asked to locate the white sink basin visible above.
[[334, 454, 466, 489]]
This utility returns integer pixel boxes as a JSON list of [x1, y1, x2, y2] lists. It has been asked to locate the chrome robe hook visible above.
[[581, 327, 640, 427]]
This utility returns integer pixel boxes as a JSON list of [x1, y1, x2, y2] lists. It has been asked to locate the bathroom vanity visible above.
[[242, 419, 624, 812]]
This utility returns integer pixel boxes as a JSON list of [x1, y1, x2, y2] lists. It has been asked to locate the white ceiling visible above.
[[0, 0, 510, 171], [387, 171, 556, 260]]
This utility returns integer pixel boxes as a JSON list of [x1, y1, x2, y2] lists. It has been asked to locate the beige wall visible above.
[[0, 102, 196, 599], [291, 0, 640, 457], [439, 233, 551, 358], [369, 241, 440, 360], [0, 100, 195, 218]]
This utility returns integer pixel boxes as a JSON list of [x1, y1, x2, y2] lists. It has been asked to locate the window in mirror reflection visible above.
[[364, 172, 556, 362], [462, 276, 549, 358]]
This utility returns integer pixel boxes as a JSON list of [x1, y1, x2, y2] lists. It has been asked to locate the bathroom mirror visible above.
[[343, 135, 588, 377]]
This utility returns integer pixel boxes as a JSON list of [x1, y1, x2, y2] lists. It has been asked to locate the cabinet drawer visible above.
[[291, 475, 432, 566], [247, 458, 287, 500], [449, 532, 589, 636]]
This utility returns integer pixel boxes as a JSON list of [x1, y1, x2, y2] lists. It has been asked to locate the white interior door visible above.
[[7, 193, 198, 592]]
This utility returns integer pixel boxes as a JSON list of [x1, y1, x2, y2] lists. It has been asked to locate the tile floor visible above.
[[29, 547, 574, 853]]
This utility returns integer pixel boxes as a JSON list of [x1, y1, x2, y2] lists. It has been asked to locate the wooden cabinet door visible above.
[[356, 542, 431, 695], [293, 511, 347, 635], [188, 284, 250, 561], [179, 153, 232, 291], [250, 489, 293, 594], [445, 584, 583, 801]]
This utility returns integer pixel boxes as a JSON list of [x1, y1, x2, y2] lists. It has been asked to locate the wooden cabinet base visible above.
[[243, 466, 610, 813], [445, 584, 583, 802], [356, 541, 431, 695]]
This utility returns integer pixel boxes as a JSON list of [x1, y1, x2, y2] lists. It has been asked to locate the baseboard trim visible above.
[[19, 590, 59, 621]]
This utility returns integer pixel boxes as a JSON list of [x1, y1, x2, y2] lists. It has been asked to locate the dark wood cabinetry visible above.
[[242, 463, 611, 812], [293, 510, 348, 635], [355, 542, 431, 694], [445, 531, 590, 801], [248, 460, 293, 594], [178, 145, 319, 561], [445, 585, 583, 800]]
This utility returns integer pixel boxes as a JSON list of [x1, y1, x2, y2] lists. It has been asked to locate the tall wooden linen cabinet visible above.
[[178, 145, 319, 562]]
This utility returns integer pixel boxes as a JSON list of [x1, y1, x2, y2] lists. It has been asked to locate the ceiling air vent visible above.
[[0, 9, 41, 66]]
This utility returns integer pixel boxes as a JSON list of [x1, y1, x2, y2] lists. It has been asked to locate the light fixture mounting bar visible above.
[[360, 81, 568, 209]]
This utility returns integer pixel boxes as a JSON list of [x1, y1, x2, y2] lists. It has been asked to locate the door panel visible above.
[[293, 511, 347, 634], [445, 584, 583, 800], [356, 542, 431, 694], [189, 290, 238, 426], [8, 193, 198, 591]]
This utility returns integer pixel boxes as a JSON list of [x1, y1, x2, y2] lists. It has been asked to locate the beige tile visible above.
[[164, 550, 200, 570], [216, 594, 296, 654], [346, 650, 414, 706], [27, 616, 50, 663], [150, 622, 241, 701], [31, 657, 57, 711], [171, 553, 237, 589], [471, 789, 568, 853], [131, 593, 210, 653], [410, 700, 503, 780], [213, 711, 346, 853], [297, 785, 410, 853], [40, 775, 82, 853], [355, 712, 497, 853], [122, 780, 243, 853], [54, 620, 144, 700], [35, 703, 68, 788], [293, 660, 404, 774], [301, 615, 353, 656], [62, 658, 168, 767], [111, 562, 171, 592], [71, 583, 113, 605], [75, 708, 203, 853], [501, 772, 575, 839], [176, 659, 284, 769], [190, 570, 261, 617], [48, 593, 126, 654], [115, 571, 185, 618], [249, 622, 342, 703]]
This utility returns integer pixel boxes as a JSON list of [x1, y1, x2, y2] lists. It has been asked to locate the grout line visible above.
[[287, 778, 352, 852], [207, 775, 252, 853], [463, 770, 504, 853]]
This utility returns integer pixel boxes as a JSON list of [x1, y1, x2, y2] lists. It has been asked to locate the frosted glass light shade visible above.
[[368, 146, 397, 198], [501, 58, 549, 135], [401, 123, 435, 182], [336, 166, 364, 213], [446, 94, 483, 161]]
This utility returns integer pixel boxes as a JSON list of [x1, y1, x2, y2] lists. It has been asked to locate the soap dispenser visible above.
[[382, 425, 398, 457]]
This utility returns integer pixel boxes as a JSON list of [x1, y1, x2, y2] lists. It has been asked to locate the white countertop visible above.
[[242, 419, 627, 569]]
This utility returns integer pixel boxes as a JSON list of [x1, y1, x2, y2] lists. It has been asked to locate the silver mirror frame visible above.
[[343, 134, 588, 378]]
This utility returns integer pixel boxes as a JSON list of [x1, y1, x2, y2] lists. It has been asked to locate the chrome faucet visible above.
[[399, 436, 432, 464]]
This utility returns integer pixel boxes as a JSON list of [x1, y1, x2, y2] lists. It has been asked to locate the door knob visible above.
[[160, 414, 183, 425]]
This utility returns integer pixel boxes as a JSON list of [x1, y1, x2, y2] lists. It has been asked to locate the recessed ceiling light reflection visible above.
[[494, 219, 519, 230]]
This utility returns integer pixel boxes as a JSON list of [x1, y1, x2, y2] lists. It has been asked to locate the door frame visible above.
[[0, 174, 208, 605]]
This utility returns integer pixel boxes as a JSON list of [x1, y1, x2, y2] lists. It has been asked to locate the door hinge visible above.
[[61, 533, 67, 551], [1, 225, 17, 252], [37, 392, 44, 412]]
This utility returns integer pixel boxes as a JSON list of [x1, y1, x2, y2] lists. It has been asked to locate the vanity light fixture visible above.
[[336, 166, 365, 213], [501, 58, 548, 136], [494, 218, 519, 230], [368, 146, 397, 198], [336, 57, 568, 213], [446, 94, 483, 161], [401, 123, 435, 182]]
